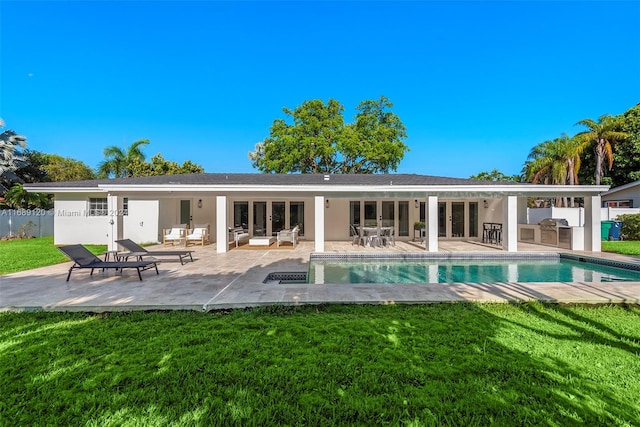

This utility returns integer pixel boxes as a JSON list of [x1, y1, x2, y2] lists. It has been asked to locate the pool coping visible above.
[[2, 243, 640, 312]]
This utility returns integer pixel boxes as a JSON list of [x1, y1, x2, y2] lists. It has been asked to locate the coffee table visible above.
[[249, 236, 275, 246]]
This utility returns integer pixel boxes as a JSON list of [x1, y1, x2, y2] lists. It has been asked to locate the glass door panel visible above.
[[253, 202, 266, 236], [350, 201, 361, 236], [468, 202, 478, 238], [234, 201, 248, 230], [398, 201, 409, 237], [438, 202, 446, 237], [271, 201, 285, 235], [364, 201, 377, 226], [290, 202, 304, 236], [452, 202, 465, 237], [381, 201, 394, 228]]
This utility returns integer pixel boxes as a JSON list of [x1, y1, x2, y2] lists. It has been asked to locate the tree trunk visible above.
[[594, 139, 604, 185]]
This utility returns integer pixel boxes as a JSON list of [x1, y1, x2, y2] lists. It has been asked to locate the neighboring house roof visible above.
[[601, 180, 640, 197], [22, 173, 609, 197]]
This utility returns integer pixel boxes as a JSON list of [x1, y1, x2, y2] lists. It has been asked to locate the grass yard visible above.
[[602, 240, 640, 257], [0, 236, 106, 275], [1, 303, 639, 426]]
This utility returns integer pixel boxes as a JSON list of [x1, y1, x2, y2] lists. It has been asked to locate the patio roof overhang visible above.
[[24, 182, 610, 199]]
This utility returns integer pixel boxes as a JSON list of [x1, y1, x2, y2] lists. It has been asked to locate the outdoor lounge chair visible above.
[[58, 244, 158, 281], [163, 224, 187, 246], [115, 239, 194, 265], [276, 225, 299, 247], [186, 224, 210, 247]]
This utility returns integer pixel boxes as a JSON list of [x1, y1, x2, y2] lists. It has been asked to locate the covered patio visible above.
[[24, 173, 610, 254]]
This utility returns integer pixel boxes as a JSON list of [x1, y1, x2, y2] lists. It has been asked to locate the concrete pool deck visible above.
[[2, 241, 640, 312]]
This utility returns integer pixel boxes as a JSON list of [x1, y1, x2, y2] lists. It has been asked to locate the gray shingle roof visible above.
[[23, 173, 519, 188]]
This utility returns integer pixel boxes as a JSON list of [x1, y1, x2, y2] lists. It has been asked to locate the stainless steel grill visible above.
[[539, 218, 569, 230], [539, 218, 569, 245]]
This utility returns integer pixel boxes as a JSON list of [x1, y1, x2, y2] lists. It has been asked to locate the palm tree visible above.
[[3, 184, 52, 209], [97, 139, 149, 178], [575, 115, 628, 185], [523, 134, 587, 207]]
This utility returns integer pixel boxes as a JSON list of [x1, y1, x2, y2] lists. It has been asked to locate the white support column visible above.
[[427, 196, 438, 252], [315, 196, 325, 252], [502, 195, 518, 252], [216, 196, 228, 254], [584, 195, 601, 252], [107, 194, 122, 251]]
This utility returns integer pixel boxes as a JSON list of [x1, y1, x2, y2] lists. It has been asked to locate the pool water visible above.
[[307, 258, 640, 284]]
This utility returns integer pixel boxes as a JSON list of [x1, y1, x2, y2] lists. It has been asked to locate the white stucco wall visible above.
[[324, 198, 349, 240], [53, 194, 111, 245]]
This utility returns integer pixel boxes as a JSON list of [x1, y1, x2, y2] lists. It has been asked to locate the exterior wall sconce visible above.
[[325, 199, 330, 208], [415, 199, 419, 208], [197, 199, 203, 208], [483, 200, 489, 208]]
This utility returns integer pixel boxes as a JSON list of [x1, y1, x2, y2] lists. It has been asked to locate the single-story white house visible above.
[[601, 180, 640, 208], [24, 173, 609, 253]]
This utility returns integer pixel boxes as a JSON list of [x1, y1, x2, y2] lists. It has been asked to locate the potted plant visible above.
[[414, 221, 425, 230]]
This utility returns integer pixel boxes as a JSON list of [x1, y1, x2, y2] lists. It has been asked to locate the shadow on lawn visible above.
[[1, 302, 639, 425]]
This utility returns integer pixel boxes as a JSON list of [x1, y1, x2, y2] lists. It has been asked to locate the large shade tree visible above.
[[19, 150, 95, 182], [575, 115, 628, 185], [607, 103, 640, 187], [98, 139, 149, 178], [338, 96, 408, 173], [249, 96, 408, 174]]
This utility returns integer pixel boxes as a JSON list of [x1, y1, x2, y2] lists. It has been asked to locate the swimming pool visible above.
[[306, 254, 640, 284]]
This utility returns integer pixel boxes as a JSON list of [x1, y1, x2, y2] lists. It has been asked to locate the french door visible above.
[[438, 201, 478, 239]]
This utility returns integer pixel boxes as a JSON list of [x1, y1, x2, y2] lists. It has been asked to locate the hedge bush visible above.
[[616, 214, 640, 240]]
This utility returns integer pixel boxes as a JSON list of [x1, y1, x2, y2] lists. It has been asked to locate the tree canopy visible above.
[[98, 140, 204, 178], [19, 150, 95, 182], [249, 96, 408, 174], [469, 169, 521, 182], [127, 153, 204, 176]]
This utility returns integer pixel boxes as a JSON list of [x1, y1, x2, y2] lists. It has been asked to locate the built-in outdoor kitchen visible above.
[[518, 218, 584, 250]]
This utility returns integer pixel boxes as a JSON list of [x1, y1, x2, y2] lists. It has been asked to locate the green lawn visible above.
[[1, 303, 639, 426], [602, 240, 640, 257], [0, 236, 107, 275]]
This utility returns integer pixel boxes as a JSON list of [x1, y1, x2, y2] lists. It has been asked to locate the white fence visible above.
[[0, 209, 54, 238], [527, 207, 640, 227]]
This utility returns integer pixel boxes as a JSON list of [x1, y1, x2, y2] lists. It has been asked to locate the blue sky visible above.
[[1, 1, 639, 179]]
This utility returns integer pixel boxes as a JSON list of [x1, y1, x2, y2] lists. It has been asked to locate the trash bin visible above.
[[609, 221, 623, 241], [601, 221, 614, 241]]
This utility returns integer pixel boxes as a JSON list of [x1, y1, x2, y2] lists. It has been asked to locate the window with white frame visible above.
[[89, 198, 108, 216], [604, 200, 633, 208]]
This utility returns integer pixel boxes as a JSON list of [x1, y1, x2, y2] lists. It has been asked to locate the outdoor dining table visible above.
[[360, 226, 392, 247]]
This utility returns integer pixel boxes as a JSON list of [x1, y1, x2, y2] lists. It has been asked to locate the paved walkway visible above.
[[2, 241, 640, 312]]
